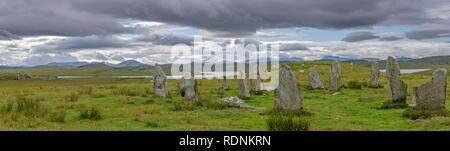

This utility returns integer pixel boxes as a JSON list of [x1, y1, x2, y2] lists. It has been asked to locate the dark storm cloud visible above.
[[342, 31, 380, 42], [33, 36, 129, 53], [67, 0, 430, 36], [405, 29, 450, 40], [0, 1, 131, 37], [0, 0, 437, 37], [135, 33, 194, 46]]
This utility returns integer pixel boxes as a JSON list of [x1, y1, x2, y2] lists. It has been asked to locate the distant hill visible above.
[[112, 60, 149, 68], [46, 62, 91, 67], [1, 56, 449, 77], [320, 55, 357, 61], [45, 60, 150, 68], [346, 55, 450, 69]]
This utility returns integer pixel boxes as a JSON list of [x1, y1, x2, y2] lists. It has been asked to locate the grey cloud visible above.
[[20, 53, 78, 66], [0, 1, 131, 37], [0, 0, 438, 37], [342, 31, 380, 42], [33, 36, 129, 53], [135, 33, 194, 46], [280, 43, 310, 51], [405, 29, 450, 40], [379, 36, 404, 41], [68, 0, 429, 36], [0, 30, 21, 40]]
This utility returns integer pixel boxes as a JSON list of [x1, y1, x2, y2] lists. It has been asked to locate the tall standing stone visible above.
[[249, 74, 262, 93], [153, 64, 168, 98], [386, 56, 408, 102], [309, 66, 324, 89], [179, 78, 198, 101], [411, 68, 447, 109], [221, 76, 229, 91], [329, 62, 342, 91], [275, 65, 302, 109], [370, 62, 381, 88], [239, 78, 251, 99]]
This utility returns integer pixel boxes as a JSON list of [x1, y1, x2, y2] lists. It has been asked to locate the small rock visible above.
[[219, 96, 247, 108]]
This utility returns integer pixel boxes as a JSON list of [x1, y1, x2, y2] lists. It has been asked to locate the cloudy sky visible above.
[[1, 0, 450, 66]]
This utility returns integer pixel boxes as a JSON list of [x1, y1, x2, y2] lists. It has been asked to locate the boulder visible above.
[[219, 96, 247, 108]]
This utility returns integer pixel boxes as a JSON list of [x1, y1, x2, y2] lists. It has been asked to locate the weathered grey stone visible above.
[[219, 96, 247, 108], [239, 78, 251, 98], [153, 64, 168, 98], [249, 74, 262, 93], [329, 62, 342, 91], [179, 78, 198, 101], [370, 62, 381, 88], [15, 73, 29, 80], [221, 77, 229, 91], [275, 65, 302, 109], [309, 66, 324, 89], [411, 68, 447, 110], [386, 56, 408, 102]]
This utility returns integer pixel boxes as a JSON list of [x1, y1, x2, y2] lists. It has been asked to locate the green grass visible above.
[[0, 61, 449, 130], [403, 108, 450, 120]]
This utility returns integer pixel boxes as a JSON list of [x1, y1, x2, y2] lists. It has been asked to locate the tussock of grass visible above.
[[145, 120, 160, 128], [66, 93, 79, 102], [403, 108, 450, 120], [265, 109, 312, 131], [79, 108, 102, 121], [78, 87, 94, 95], [1, 95, 48, 117], [266, 114, 310, 131], [377, 101, 408, 109], [49, 110, 66, 123]]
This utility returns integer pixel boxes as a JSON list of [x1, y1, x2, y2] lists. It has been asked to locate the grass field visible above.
[[0, 61, 449, 130]]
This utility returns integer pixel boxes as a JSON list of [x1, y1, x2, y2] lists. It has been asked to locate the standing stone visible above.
[[329, 62, 342, 91], [249, 74, 262, 93], [370, 62, 381, 88], [153, 64, 168, 98], [16, 73, 23, 80], [275, 65, 302, 109], [309, 66, 324, 89], [179, 78, 198, 101], [411, 68, 447, 110], [239, 79, 251, 99], [221, 76, 229, 91], [386, 56, 408, 102]]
